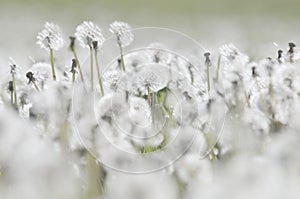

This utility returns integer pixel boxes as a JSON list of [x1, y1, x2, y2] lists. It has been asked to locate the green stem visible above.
[[72, 71, 75, 84], [240, 78, 250, 108], [90, 47, 94, 91], [59, 100, 71, 145], [188, 65, 194, 85], [32, 81, 40, 92], [206, 64, 211, 95], [85, 153, 104, 199], [10, 91, 13, 105], [216, 54, 221, 83], [94, 50, 104, 96], [118, 43, 126, 71], [12, 74, 17, 105], [72, 48, 85, 83], [50, 48, 56, 81]]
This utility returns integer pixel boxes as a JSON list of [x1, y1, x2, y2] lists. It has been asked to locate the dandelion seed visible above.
[[75, 21, 105, 49], [37, 22, 64, 51], [133, 65, 168, 95], [75, 21, 105, 90], [219, 43, 249, 64], [109, 21, 134, 47], [110, 21, 134, 71], [37, 22, 64, 80], [128, 96, 152, 126]]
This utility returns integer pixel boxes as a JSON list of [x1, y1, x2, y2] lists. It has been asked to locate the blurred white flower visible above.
[[0, 109, 80, 199], [173, 99, 199, 126], [133, 64, 168, 94], [109, 21, 134, 47], [219, 43, 249, 64], [37, 22, 64, 51], [128, 96, 152, 127], [29, 62, 52, 87], [243, 107, 270, 134], [105, 173, 179, 199], [147, 43, 170, 64], [75, 21, 105, 48]]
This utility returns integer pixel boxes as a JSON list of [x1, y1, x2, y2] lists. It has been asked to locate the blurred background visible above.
[[0, 0, 299, 66]]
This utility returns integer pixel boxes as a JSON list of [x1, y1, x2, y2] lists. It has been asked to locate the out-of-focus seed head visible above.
[[37, 22, 64, 51], [75, 21, 105, 49], [219, 43, 249, 64], [70, 59, 77, 73], [8, 81, 14, 92], [26, 71, 36, 83], [288, 42, 296, 54], [109, 21, 134, 47], [69, 36, 76, 50]]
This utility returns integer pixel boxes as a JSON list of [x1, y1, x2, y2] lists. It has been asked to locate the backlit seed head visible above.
[[109, 21, 134, 47], [75, 21, 105, 49], [37, 22, 64, 51]]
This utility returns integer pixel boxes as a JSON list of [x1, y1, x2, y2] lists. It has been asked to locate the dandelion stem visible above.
[[32, 81, 40, 92], [240, 77, 251, 108], [94, 49, 104, 96], [59, 100, 71, 145], [216, 54, 222, 83], [12, 74, 17, 105], [90, 46, 94, 90], [71, 72, 75, 84], [49, 48, 56, 81], [188, 65, 194, 85], [72, 48, 85, 83], [10, 91, 13, 105], [204, 52, 211, 95], [118, 43, 126, 71], [206, 64, 211, 94]]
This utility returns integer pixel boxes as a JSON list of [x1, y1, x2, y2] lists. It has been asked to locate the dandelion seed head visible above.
[[37, 22, 64, 51], [147, 43, 170, 64], [128, 96, 152, 126], [75, 21, 105, 49], [103, 70, 123, 91], [133, 64, 168, 94], [30, 62, 52, 86], [219, 43, 249, 64], [109, 21, 134, 47]]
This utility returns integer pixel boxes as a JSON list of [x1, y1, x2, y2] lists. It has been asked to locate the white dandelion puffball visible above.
[[133, 63, 168, 94], [29, 62, 52, 82], [37, 22, 64, 51], [128, 96, 152, 127], [109, 21, 134, 47], [219, 43, 249, 65], [75, 21, 105, 48]]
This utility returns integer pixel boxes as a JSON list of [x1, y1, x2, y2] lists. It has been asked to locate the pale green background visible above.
[[0, 0, 299, 66]]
